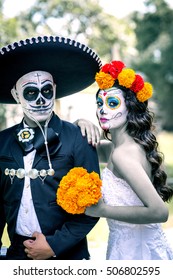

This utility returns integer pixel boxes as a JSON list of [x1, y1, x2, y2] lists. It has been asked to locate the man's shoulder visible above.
[[53, 114, 78, 131], [61, 119, 80, 133], [60, 119, 91, 148], [0, 123, 19, 136]]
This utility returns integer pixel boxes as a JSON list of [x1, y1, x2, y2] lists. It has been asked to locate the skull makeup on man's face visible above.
[[96, 87, 128, 130], [15, 71, 56, 123]]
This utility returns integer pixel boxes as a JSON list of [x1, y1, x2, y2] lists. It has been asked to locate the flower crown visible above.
[[95, 60, 153, 102]]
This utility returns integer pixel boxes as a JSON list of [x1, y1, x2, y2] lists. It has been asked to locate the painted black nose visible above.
[[100, 108, 106, 115], [36, 96, 45, 105]]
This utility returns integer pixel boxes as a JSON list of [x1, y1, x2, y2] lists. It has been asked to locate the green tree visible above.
[[15, 0, 125, 59], [0, 0, 21, 129], [131, 0, 173, 131]]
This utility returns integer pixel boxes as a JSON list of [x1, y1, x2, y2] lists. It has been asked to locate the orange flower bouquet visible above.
[[57, 167, 102, 214]]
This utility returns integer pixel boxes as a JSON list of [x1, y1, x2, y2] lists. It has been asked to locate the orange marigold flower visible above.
[[118, 69, 136, 88], [136, 82, 153, 102], [95, 71, 115, 90], [56, 167, 102, 214]]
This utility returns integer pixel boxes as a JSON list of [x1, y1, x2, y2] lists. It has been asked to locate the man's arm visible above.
[[46, 128, 100, 258]]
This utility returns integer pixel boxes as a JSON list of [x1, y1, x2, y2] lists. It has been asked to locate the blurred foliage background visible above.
[[0, 0, 172, 123], [0, 0, 173, 128]]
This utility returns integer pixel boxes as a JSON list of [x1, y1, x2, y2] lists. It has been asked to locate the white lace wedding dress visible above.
[[101, 167, 173, 260]]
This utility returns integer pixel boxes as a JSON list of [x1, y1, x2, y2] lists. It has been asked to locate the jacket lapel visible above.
[[10, 136, 25, 168]]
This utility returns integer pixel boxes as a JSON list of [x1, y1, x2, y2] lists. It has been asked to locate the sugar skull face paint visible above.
[[96, 87, 128, 130], [15, 71, 56, 123]]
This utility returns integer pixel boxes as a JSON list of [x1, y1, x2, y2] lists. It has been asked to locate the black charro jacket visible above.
[[0, 113, 100, 259]]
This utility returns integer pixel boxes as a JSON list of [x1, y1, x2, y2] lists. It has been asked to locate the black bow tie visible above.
[[15, 125, 61, 155]]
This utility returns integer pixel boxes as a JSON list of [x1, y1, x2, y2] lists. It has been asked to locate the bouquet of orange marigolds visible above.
[[57, 167, 102, 214]]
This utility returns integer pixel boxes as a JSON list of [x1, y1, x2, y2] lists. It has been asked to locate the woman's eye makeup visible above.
[[106, 96, 121, 109], [96, 97, 103, 108], [97, 94, 121, 110]]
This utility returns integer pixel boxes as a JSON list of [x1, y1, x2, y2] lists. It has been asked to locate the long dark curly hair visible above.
[[97, 85, 173, 202]]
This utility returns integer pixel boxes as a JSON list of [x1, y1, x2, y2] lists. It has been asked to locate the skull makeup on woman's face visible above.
[[15, 71, 56, 123], [96, 87, 128, 131]]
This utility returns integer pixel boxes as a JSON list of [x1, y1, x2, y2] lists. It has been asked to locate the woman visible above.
[[81, 60, 173, 260]]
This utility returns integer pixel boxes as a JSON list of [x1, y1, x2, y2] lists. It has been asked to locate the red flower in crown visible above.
[[95, 60, 153, 102], [130, 74, 144, 93], [101, 63, 110, 73], [102, 61, 125, 79]]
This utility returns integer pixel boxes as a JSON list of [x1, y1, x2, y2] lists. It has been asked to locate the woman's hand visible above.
[[85, 199, 105, 217], [74, 118, 100, 146]]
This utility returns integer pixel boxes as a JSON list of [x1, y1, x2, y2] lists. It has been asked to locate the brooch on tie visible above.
[[17, 128, 35, 142]]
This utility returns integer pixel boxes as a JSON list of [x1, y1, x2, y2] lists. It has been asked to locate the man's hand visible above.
[[23, 232, 55, 260]]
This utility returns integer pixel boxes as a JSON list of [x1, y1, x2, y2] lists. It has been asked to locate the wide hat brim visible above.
[[0, 36, 102, 104]]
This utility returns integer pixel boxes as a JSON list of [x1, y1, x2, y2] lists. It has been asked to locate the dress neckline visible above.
[[103, 167, 127, 184]]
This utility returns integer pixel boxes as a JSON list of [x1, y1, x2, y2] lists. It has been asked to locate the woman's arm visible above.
[[74, 118, 113, 163], [85, 149, 168, 224], [74, 118, 100, 146]]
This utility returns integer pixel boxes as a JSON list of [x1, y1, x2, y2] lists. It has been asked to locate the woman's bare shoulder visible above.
[[112, 142, 151, 177], [97, 140, 113, 163]]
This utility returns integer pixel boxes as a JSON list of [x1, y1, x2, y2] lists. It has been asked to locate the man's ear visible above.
[[53, 83, 56, 98], [11, 87, 20, 104]]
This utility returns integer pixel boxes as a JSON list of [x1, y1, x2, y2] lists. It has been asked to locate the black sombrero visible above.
[[0, 36, 102, 104]]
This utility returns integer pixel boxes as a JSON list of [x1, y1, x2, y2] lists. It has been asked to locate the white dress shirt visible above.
[[15, 149, 42, 236]]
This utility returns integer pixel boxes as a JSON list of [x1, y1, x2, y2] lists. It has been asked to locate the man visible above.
[[0, 36, 101, 260]]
